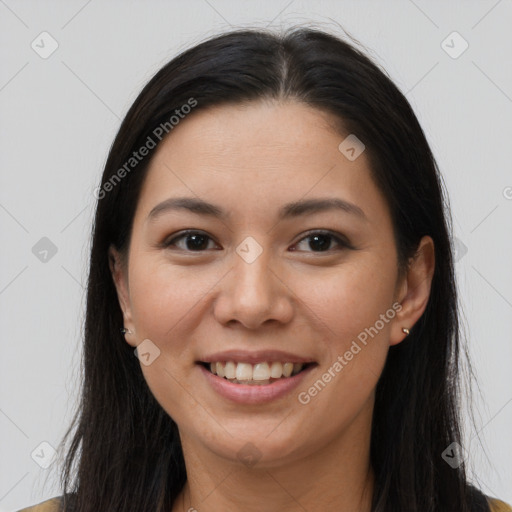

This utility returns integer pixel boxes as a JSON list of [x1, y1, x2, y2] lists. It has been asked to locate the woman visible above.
[[18, 27, 511, 512]]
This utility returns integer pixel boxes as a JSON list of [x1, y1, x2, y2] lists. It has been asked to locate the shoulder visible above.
[[488, 497, 512, 512], [16, 496, 63, 512]]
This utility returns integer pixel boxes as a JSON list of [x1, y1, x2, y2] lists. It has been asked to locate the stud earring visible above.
[[120, 327, 133, 335], [402, 327, 410, 336]]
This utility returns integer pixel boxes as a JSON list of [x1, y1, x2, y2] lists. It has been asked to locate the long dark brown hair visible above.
[[51, 26, 491, 511]]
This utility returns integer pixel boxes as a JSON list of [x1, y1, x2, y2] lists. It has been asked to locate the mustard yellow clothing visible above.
[[491, 498, 512, 512], [17, 497, 61, 512], [16, 494, 512, 511]]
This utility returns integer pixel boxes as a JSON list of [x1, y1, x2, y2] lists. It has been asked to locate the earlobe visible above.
[[390, 235, 435, 346]]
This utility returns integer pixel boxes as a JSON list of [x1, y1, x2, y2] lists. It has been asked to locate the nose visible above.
[[213, 245, 294, 329]]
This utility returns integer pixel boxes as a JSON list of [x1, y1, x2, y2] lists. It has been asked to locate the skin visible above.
[[109, 100, 435, 512]]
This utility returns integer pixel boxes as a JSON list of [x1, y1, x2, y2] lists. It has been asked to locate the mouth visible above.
[[197, 360, 317, 386]]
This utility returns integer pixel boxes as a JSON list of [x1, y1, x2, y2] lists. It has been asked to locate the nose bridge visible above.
[[234, 242, 272, 304], [214, 235, 293, 328]]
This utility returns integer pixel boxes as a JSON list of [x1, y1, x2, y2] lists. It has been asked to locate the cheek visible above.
[[290, 262, 396, 442], [126, 260, 214, 420], [295, 265, 394, 419], [302, 257, 397, 344], [298, 256, 397, 410], [128, 259, 216, 343]]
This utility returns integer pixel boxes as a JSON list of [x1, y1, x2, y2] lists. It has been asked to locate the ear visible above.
[[389, 235, 435, 346], [108, 245, 137, 347]]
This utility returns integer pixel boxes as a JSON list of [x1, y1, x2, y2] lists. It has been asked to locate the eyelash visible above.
[[162, 229, 354, 253]]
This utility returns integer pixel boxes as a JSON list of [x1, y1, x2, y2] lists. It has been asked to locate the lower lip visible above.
[[198, 364, 316, 405]]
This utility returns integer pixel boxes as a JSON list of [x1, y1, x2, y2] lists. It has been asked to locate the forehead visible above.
[[135, 100, 389, 226], [151, 100, 344, 171]]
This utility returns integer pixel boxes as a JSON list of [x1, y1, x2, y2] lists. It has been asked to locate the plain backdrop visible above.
[[1, 1, 511, 510]]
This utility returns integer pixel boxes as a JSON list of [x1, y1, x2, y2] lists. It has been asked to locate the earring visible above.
[[120, 327, 133, 335], [402, 327, 410, 336]]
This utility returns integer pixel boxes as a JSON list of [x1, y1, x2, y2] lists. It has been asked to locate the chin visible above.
[[193, 423, 309, 469]]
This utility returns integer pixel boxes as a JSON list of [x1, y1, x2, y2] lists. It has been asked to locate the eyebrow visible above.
[[147, 196, 367, 222]]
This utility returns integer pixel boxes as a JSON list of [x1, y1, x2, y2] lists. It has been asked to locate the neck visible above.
[[172, 399, 375, 512]]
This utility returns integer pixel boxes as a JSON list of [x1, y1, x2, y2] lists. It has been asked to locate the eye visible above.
[[290, 230, 352, 253], [163, 230, 219, 252], [162, 229, 353, 253]]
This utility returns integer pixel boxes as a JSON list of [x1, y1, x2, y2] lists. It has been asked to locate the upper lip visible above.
[[197, 349, 317, 365]]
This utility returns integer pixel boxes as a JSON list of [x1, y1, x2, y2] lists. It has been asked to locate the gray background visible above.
[[1, 0, 511, 510]]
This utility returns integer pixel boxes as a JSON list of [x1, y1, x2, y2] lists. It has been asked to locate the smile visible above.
[[201, 361, 312, 385], [197, 360, 317, 404]]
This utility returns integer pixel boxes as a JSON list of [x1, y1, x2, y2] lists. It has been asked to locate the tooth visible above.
[[216, 362, 225, 378], [236, 362, 253, 381], [282, 362, 293, 377], [209, 360, 306, 382], [269, 361, 283, 378], [253, 379, 270, 385], [252, 362, 270, 381], [292, 363, 304, 375], [224, 361, 236, 379]]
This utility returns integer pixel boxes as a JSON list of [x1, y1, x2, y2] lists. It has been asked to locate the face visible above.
[[110, 100, 433, 468]]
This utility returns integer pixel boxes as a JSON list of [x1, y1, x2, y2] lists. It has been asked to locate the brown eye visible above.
[[291, 231, 352, 253], [164, 230, 219, 251]]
